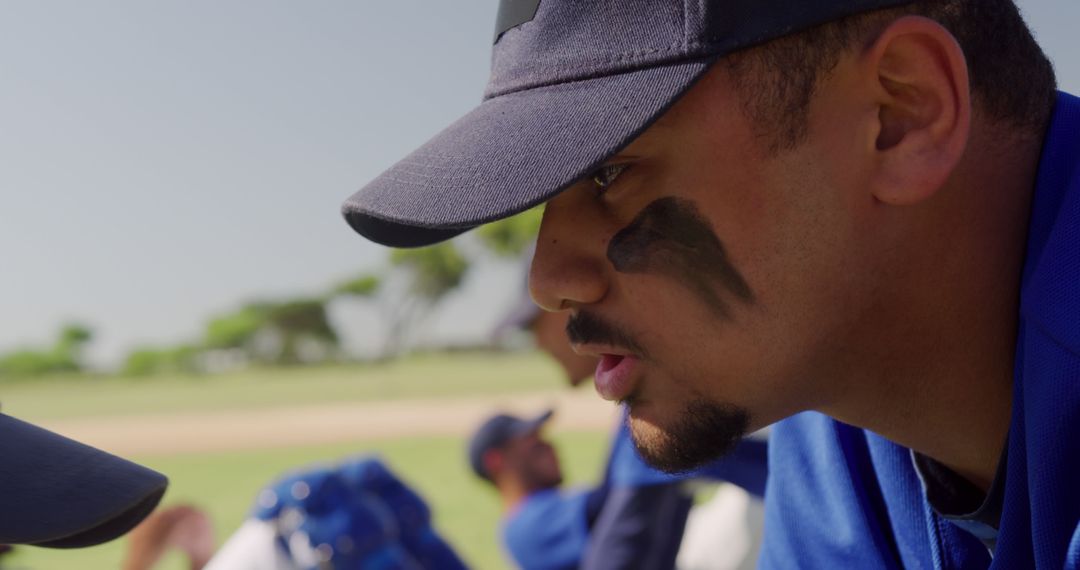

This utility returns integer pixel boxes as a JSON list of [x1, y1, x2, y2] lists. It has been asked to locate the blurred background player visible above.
[[468, 406, 766, 570], [125, 456, 464, 570], [469, 409, 633, 569], [205, 455, 465, 570]]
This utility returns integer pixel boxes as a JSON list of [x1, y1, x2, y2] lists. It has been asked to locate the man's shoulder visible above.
[[761, 414, 914, 567], [765, 413, 902, 506], [762, 415, 994, 568], [767, 413, 885, 481], [1009, 93, 1080, 567], [1021, 91, 1080, 355]]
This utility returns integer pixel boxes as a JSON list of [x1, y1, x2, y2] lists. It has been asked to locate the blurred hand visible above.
[[123, 504, 215, 570]]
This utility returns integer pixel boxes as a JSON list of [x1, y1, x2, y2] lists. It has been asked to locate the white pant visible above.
[[677, 484, 765, 570]]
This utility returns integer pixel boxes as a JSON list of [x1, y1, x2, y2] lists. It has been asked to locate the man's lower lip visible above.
[[593, 355, 639, 401]]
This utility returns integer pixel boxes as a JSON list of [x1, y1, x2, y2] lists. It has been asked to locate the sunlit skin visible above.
[[483, 430, 564, 510], [529, 17, 1040, 489]]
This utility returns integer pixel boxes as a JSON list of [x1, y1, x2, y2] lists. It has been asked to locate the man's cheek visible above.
[[607, 196, 755, 320]]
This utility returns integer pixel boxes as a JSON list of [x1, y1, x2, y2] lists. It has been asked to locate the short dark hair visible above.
[[725, 0, 1057, 154]]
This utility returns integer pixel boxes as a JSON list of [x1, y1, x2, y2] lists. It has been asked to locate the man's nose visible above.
[[529, 189, 610, 312]]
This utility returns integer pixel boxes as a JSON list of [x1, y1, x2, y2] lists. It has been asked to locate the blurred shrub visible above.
[[122, 345, 200, 377], [390, 243, 468, 300], [204, 305, 267, 350], [475, 207, 542, 258], [0, 322, 93, 379], [333, 274, 381, 298]]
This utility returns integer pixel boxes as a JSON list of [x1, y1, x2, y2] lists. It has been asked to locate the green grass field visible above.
[[8, 432, 608, 570], [2, 352, 610, 570], [2, 351, 565, 422]]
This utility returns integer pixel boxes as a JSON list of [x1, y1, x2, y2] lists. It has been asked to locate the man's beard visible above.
[[628, 397, 750, 474]]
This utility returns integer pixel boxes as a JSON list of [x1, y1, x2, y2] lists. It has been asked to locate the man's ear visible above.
[[864, 16, 971, 206]]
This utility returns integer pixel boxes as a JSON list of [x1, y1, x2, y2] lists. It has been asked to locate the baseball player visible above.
[[341, 1, 1080, 567]]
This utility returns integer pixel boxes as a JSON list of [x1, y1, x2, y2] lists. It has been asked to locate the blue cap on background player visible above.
[[468, 409, 554, 482]]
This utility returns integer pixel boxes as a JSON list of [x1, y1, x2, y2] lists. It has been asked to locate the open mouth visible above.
[[593, 354, 640, 402]]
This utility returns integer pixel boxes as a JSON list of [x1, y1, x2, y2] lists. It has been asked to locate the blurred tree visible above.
[[0, 350, 62, 378], [202, 299, 339, 366], [122, 344, 200, 376], [376, 242, 470, 357], [51, 322, 94, 372], [331, 245, 473, 359], [0, 322, 95, 378], [263, 299, 339, 365], [333, 274, 381, 298], [57, 323, 93, 349], [203, 305, 268, 350], [474, 207, 542, 258], [390, 243, 468, 299], [123, 348, 169, 376], [170, 344, 201, 372]]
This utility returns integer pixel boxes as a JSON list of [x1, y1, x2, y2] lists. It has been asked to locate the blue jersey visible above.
[[503, 488, 595, 570], [761, 91, 1080, 569]]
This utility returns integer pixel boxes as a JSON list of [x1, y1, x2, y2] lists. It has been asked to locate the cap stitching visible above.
[[486, 39, 723, 98]]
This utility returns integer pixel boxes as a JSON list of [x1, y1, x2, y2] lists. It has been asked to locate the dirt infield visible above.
[[38, 389, 618, 457]]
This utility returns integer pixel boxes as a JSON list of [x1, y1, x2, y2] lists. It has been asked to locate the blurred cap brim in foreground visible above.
[[0, 413, 167, 548]]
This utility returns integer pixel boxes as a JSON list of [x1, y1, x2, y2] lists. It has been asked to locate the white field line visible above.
[[37, 389, 618, 457]]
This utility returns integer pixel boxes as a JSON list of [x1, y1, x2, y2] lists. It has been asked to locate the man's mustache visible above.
[[565, 311, 648, 358]]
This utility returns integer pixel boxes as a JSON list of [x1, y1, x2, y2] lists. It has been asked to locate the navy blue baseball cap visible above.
[[0, 413, 168, 548], [342, 0, 915, 248], [468, 409, 554, 481]]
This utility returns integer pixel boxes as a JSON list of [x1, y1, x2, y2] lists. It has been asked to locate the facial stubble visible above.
[[626, 395, 751, 473]]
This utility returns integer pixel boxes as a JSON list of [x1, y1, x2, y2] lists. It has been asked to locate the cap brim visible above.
[[513, 409, 555, 437], [342, 57, 716, 248], [0, 413, 168, 548]]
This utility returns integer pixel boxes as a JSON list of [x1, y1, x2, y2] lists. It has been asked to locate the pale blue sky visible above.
[[2, 1, 1078, 366]]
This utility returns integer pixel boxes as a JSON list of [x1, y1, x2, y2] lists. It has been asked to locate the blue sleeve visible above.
[[581, 483, 694, 570], [502, 489, 591, 570]]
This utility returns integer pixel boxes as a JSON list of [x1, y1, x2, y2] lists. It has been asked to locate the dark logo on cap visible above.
[[494, 0, 541, 43]]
